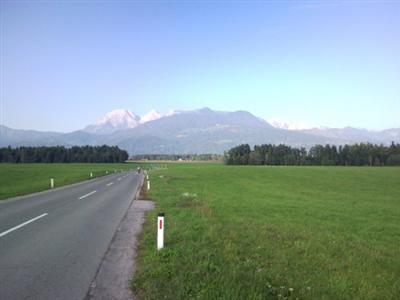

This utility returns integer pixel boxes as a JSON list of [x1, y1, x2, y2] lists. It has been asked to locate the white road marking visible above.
[[78, 190, 97, 200], [0, 213, 48, 238], [106, 182, 114, 186], [118, 177, 122, 181]]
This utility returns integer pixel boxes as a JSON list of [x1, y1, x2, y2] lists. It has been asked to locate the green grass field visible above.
[[0, 163, 136, 200], [133, 164, 400, 299]]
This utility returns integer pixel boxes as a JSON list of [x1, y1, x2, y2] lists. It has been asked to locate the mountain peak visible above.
[[140, 109, 162, 123], [267, 118, 317, 130], [84, 109, 140, 134], [95, 109, 138, 125]]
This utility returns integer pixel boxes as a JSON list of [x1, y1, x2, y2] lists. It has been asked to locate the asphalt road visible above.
[[0, 171, 142, 300]]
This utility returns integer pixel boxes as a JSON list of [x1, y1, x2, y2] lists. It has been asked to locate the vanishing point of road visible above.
[[0, 171, 142, 299]]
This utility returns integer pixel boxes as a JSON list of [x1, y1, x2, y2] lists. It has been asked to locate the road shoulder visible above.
[[85, 198, 155, 300]]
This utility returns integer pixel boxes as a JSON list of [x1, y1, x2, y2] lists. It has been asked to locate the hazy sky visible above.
[[1, 1, 399, 132]]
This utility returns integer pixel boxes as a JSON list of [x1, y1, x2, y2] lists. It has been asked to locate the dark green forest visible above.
[[225, 143, 400, 166], [0, 145, 129, 163], [131, 154, 223, 161]]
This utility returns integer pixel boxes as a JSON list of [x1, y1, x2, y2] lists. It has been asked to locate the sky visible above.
[[1, 1, 399, 132]]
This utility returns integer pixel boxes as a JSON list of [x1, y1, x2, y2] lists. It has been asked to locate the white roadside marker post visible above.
[[50, 178, 54, 189], [157, 213, 165, 250], [106, 170, 108, 175], [90, 172, 93, 179], [147, 180, 150, 191]]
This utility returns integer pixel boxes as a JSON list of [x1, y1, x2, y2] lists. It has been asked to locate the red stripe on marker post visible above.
[[157, 213, 165, 250]]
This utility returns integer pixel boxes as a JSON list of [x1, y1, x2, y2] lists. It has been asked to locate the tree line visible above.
[[131, 154, 223, 161], [224, 143, 400, 166], [0, 145, 129, 163]]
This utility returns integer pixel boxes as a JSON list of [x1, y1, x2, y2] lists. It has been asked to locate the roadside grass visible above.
[[0, 163, 136, 200], [133, 164, 400, 299]]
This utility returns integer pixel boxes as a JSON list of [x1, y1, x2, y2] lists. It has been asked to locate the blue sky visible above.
[[1, 1, 399, 132]]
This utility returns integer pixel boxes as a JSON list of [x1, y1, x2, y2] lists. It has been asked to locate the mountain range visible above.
[[1, 108, 399, 154]]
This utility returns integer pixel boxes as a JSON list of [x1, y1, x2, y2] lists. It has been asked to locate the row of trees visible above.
[[0, 145, 129, 163], [225, 143, 400, 166], [131, 154, 223, 161]]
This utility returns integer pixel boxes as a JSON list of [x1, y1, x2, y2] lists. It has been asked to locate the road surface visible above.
[[0, 171, 142, 300]]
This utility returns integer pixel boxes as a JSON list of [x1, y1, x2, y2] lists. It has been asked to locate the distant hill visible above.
[[298, 127, 400, 144], [1, 108, 399, 154], [0, 125, 63, 146], [111, 108, 332, 154]]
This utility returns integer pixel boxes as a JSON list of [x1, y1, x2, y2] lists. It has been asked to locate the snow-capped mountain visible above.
[[266, 118, 317, 130], [140, 110, 162, 124], [83, 108, 178, 134], [299, 126, 400, 144], [266, 117, 400, 144], [165, 109, 182, 117], [84, 109, 141, 134], [2, 108, 399, 154]]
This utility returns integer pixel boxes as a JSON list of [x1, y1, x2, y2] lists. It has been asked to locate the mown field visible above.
[[0, 163, 136, 200], [133, 164, 400, 299]]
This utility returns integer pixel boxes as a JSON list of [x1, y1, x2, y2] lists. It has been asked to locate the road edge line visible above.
[[85, 173, 154, 300]]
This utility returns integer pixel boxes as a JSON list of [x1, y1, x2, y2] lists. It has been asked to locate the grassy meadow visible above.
[[133, 164, 400, 299], [0, 163, 136, 200]]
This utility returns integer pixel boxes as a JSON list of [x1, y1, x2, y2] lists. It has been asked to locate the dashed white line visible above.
[[118, 177, 122, 181], [106, 182, 114, 186], [0, 213, 48, 238], [78, 190, 97, 200]]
